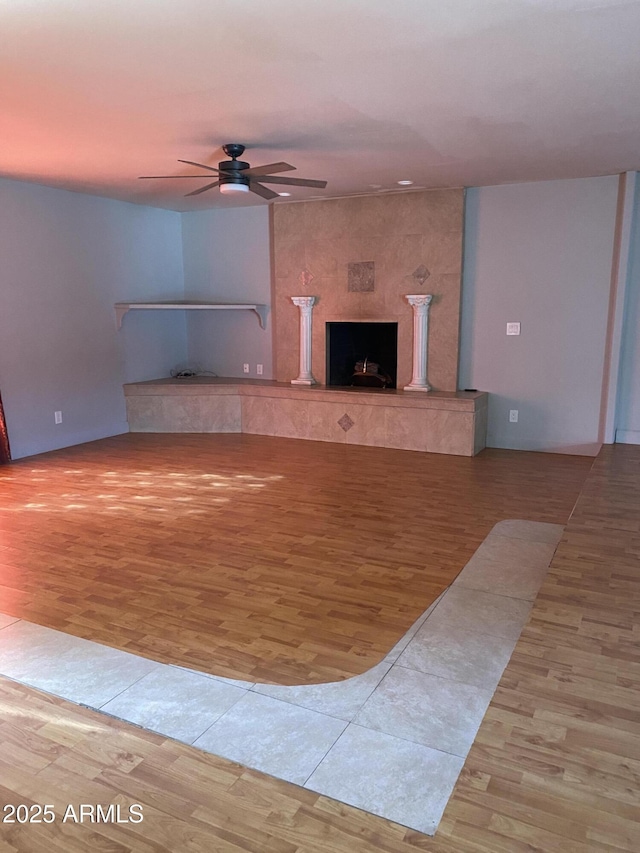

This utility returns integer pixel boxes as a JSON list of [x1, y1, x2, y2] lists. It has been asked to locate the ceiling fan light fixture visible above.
[[219, 183, 250, 194], [140, 144, 327, 200]]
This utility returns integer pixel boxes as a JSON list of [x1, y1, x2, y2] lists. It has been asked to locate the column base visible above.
[[403, 383, 431, 392], [291, 378, 317, 386]]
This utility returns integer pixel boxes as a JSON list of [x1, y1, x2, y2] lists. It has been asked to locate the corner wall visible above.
[[0, 179, 186, 459], [459, 176, 619, 454], [181, 206, 272, 379]]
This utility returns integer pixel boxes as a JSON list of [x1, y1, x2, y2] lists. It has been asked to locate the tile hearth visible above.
[[0, 520, 562, 836], [125, 378, 488, 456]]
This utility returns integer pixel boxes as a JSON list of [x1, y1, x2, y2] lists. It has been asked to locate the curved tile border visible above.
[[0, 519, 563, 836]]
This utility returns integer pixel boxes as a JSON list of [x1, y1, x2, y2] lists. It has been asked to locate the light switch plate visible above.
[[506, 322, 521, 336]]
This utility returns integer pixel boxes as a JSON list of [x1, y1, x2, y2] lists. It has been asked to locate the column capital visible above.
[[291, 296, 317, 311], [405, 294, 433, 310]]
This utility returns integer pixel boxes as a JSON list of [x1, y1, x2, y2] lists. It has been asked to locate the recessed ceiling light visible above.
[[397, 180, 414, 186], [278, 192, 291, 197]]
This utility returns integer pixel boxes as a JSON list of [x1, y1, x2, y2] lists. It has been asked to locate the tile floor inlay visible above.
[[424, 585, 534, 640], [193, 691, 348, 786], [397, 622, 517, 688], [354, 666, 494, 756], [101, 667, 247, 743], [306, 724, 464, 835], [0, 519, 563, 836], [0, 620, 159, 707], [252, 660, 392, 721]]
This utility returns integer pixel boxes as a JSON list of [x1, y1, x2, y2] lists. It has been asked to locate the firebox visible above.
[[326, 322, 398, 389]]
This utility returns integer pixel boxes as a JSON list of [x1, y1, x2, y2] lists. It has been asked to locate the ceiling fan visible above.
[[139, 143, 327, 199]]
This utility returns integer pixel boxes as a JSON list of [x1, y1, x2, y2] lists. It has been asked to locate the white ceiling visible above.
[[2, 0, 639, 211]]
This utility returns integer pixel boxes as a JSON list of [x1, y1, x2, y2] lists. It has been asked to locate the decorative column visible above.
[[291, 296, 317, 385], [404, 294, 433, 392]]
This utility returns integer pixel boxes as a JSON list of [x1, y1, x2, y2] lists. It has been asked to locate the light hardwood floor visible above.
[[435, 443, 640, 851], [0, 441, 638, 851], [0, 434, 590, 684]]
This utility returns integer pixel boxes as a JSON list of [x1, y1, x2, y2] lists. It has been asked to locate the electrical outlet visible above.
[[54, 411, 62, 424], [509, 409, 519, 423], [256, 364, 263, 375], [243, 363, 250, 374]]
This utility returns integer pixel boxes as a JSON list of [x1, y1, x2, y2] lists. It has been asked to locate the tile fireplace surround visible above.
[[271, 189, 464, 391], [124, 378, 487, 456]]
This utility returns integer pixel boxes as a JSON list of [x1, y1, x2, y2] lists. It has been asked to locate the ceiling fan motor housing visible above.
[[219, 144, 250, 188]]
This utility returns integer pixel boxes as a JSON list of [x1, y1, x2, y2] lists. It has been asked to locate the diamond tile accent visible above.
[[299, 268, 314, 288], [338, 414, 354, 432], [412, 264, 431, 285]]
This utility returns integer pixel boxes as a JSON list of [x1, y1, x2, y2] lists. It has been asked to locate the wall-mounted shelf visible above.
[[115, 301, 268, 330]]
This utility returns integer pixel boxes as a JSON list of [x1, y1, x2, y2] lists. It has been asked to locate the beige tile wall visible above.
[[271, 190, 464, 390]]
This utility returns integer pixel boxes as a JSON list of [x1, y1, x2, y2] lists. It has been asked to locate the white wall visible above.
[[460, 176, 619, 454], [616, 174, 640, 444], [0, 179, 186, 459], [181, 206, 272, 379]]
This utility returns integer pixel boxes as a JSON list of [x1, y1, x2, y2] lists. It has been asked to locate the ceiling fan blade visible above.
[[139, 175, 219, 179], [244, 162, 296, 177], [255, 175, 328, 189], [178, 159, 220, 173], [249, 181, 279, 200], [184, 181, 220, 197]]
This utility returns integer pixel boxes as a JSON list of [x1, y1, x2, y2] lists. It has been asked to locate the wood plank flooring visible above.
[[436, 442, 640, 851], [0, 434, 591, 684], [0, 442, 638, 852]]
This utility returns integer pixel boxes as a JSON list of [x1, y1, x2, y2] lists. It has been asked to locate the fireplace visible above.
[[326, 322, 398, 389]]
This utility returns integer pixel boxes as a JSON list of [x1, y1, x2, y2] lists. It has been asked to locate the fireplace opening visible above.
[[326, 322, 398, 389]]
